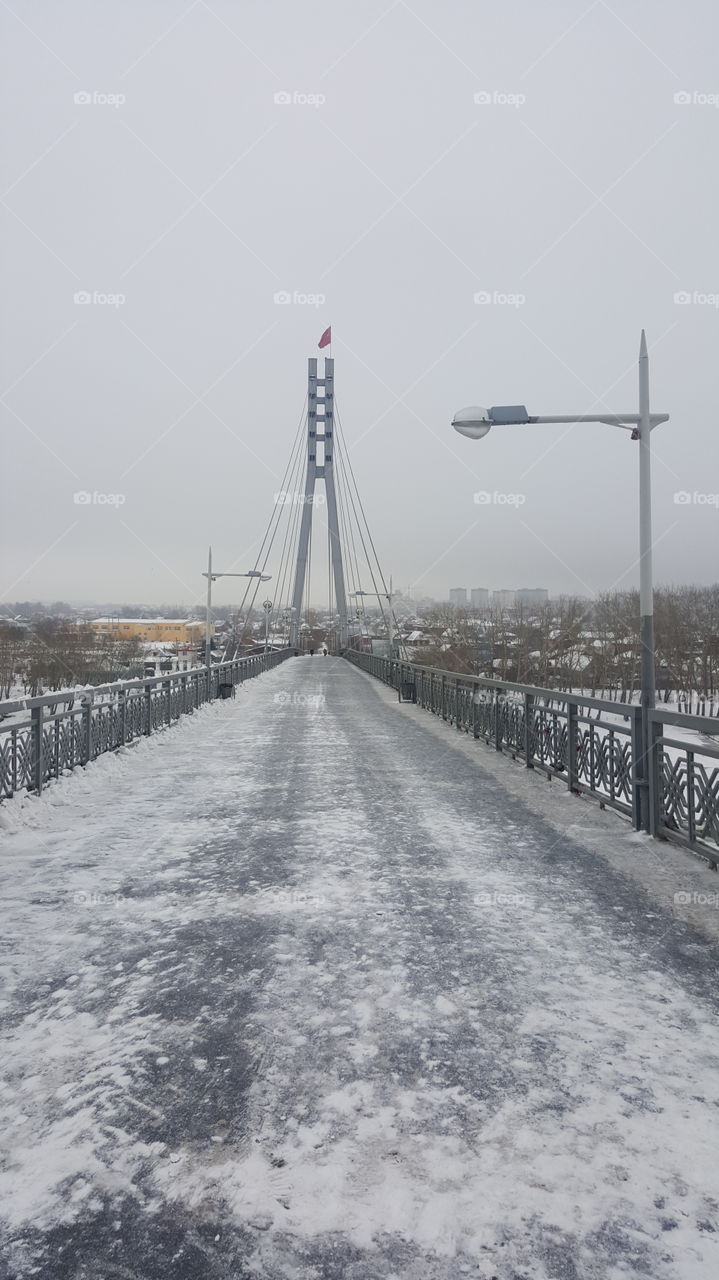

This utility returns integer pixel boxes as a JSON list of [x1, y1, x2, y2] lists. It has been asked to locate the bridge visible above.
[[2, 360, 719, 1278]]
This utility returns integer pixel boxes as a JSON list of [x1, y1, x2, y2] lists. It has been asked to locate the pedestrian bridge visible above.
[[1, 655, 718, 1279]]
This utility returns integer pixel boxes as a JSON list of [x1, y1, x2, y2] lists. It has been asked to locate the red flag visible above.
[[318, 326, 331, 349]]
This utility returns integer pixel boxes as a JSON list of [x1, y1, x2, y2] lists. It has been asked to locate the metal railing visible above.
[[0, 650, 294, 803], [345, 650, 719, 867]]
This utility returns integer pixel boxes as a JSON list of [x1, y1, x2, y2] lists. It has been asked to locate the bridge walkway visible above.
[[1, 656, 718, 1279]]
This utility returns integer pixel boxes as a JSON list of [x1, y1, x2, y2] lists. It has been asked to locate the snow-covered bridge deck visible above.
[[1, 656, 718, 1279]]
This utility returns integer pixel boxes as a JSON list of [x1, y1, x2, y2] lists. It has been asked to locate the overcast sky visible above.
[[2, 0, 717, 611]]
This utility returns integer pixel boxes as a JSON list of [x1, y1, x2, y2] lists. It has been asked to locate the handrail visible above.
[[0, 649, 295, 803], [0, 653, 294, 715], [345, 648, 719, 866]]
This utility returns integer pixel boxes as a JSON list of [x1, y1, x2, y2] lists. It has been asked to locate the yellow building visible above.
[[90, 618, 212, 644]]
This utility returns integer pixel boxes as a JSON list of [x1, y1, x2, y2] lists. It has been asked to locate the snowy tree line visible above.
[[412, 585, 719, 715]]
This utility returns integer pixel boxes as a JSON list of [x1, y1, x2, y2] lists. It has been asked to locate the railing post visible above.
[[494, 692, 503, 751], [687, 749, 696, 849], [31, 704, 44, 795], [524, 692, 534, 768], [118, 690, 127, 748], [630, 705, 644, 831], [163, 679, 172, 726], [441, 674, 447, 720], [144, 683, 152, 735], [82, 695, 93, 765], [567, 701, 577, 793], [647, 715, 662, 837]]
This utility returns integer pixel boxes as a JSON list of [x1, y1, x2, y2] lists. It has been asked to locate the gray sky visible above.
[[2, 0, 717, 610]]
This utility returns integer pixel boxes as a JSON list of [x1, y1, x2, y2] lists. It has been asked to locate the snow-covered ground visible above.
[[1, 656, 718, 1279]]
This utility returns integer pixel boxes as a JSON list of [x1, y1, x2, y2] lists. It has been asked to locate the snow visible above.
[[1, 656, 718, 1278]]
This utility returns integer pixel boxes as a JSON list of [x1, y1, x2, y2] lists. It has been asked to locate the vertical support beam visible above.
[[82, 695, 93, 765], [322, 359, 348, 649], [118, 690, 127, 748], [524, 692, 534, 767], [647, 716, 663, 838], [567, 701, 578, 793], [205, 546, 213, 678], [31, 704, 44, 794], [630, 704, 644, 830], [638, 330, 655, 832], [290, 359, 319, 647]]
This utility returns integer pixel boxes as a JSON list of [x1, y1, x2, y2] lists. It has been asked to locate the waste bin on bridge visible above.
[[399, 677, 416, 703], [217, 683, 235, 700]]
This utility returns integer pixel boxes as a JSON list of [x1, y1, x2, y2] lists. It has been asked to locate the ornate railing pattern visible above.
[[0, 650, 293, 803], [346, 650, 719, 866]]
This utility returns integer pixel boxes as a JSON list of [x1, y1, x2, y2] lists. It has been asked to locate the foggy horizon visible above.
[[3, 1, 718, 610]]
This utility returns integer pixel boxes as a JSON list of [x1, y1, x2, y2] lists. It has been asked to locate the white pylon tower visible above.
[[289, 357, 349, 650]]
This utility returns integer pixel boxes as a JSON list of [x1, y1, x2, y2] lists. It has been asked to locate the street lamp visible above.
[[451, 331, 669, 828], [281, 606, 296, 647], [263, 598, 273, 654], [202, 547, 271, 675], [351, 578, 396, 656]]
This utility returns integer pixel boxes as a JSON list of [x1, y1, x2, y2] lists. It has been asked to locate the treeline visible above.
[[0, 620, 145, 699], [413, 585, 719, 712]]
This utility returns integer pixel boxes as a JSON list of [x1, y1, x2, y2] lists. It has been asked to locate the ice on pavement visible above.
[[1, 656, 718, 1279]]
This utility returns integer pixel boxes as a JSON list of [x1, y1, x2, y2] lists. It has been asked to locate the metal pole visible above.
[[638, 329, 655, 829], [205, 545, 212, 684], [290, 359, 318, 646]]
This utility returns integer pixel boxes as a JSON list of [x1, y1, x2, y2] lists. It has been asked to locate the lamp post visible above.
[[263, 599, 273, 654], [202, 547, 271, 679], [451, 331, 669, 829], [351, 578, 395, 656]]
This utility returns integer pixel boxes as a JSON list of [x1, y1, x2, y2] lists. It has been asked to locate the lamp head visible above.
[[452, 406, 492, 440]]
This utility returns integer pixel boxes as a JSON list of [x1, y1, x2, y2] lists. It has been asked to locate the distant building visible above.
[[449, 587, 467, 607], [90, 618, 211, 644], [470, 588, 489, 608], [492, 590, 516, 609], [515, 588, 549, 608]]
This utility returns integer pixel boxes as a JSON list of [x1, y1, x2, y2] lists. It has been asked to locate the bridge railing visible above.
[[345, 650, 719, 867], [0, 649, 294, 803]]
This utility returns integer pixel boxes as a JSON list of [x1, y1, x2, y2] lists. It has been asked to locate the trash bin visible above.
[[399, 680, 416, 703], [217, 683, 234, 700]]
